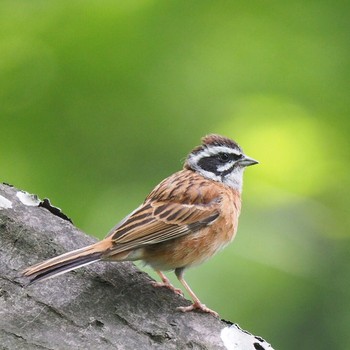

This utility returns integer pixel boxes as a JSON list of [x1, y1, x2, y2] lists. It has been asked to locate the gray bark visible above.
[[0, 183, 274, 350]]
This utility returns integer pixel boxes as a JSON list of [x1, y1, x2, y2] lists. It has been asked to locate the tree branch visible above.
[[0, 183, 274, 350]]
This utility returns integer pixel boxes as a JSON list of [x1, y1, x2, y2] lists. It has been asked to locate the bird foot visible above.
[[151, 281, 184, 296], [177, 302, 219, 317]]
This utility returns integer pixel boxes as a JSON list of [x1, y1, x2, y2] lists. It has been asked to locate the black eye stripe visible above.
[[197, 151, 242, 176], [197, 156, 219, 174], [218, 152, 242, 162]]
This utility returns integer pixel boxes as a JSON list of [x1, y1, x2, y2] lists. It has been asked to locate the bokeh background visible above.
[[1, 1, 349, 349]]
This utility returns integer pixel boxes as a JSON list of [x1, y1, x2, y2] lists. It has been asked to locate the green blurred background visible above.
[[1, 1, 349, 349]]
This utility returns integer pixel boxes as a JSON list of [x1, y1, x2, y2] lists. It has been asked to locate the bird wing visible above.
[[104, 170, 222, 255]]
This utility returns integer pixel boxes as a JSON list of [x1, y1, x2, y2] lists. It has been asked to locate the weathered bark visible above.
[[0, 183, 274, 350]]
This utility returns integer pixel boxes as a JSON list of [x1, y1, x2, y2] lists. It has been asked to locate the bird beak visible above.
[[238, 155, 259, 167]]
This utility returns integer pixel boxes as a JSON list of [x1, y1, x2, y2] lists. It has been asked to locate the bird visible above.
[[22, 134, 258, 317]]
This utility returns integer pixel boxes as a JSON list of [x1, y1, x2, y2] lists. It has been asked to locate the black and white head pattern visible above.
[[185, 134, 257, 191]]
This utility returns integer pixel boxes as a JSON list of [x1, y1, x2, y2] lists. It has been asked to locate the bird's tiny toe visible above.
[[176, 302, 219, 317], [172, 287, 184, 296], [151, 281, 184, 296]]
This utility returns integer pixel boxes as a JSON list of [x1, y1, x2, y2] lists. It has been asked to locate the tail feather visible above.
[[22, 242, 105, 285]]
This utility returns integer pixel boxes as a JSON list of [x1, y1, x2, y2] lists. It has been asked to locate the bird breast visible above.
[[142, 187, 241, 271]]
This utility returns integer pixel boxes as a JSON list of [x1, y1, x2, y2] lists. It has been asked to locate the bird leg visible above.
[[151, 270, 184, 296], [175, 268, 219, 317]]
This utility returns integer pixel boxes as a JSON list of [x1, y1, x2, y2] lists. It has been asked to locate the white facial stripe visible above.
[[207, 146, 241, 156], [190, 146, 241, 165], [196, 169, 222, 182], [195, 164, 244, 191], [186, 142, 246, 192], [217, 161, 235, 172]]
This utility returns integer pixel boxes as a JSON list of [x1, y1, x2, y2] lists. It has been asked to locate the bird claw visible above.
[[151, 281, 184, 296], [177, 302, 219, 317]]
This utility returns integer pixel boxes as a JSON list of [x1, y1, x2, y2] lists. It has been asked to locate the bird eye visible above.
[[218, 153, 230, 162]]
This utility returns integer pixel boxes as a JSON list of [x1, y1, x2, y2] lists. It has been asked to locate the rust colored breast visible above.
[[142, 178, 241, 271]]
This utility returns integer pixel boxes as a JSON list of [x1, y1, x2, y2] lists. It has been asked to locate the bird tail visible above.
[[22, 241, 108, 285]]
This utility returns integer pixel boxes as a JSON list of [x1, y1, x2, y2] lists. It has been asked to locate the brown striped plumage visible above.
[[22, 134, 258, 316]]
